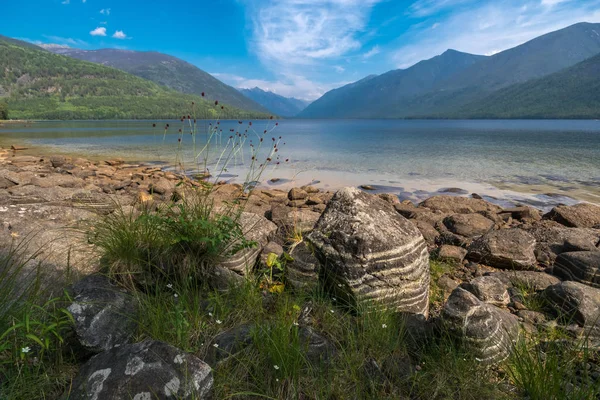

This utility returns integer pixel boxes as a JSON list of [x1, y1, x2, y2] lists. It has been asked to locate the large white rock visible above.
[[308, 187, 430, 316]]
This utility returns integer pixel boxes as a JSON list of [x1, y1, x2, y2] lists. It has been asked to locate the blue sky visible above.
[[3, 0, 600, 100]]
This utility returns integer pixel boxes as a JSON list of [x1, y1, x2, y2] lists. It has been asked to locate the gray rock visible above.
[[305, 196, 323, 206], [443, 213, 495, 238], [149, 178, 174, 195], [205, 324, 254, 366], [259, 241, 284, 266], [437, 244, 468, 263], [287, 241, 319, 290], [299, 326, 336, 365], [467, 276, 510, 307], [218, 212, 277, 277], [410, 220, 440, 247], [488, 271, 560, 291], [378, 193, 400, 205], [420, 195, 503, 214], [66, 340, 213, 399], [499, 206, 542, 222], [544, 203, 600, 228], [545, 281, 600, 327], [517, 310, 547, 325], [553, 251, 600, 288], [467, 229, 537, 270], [67, 275, 138, 353], [308, 187, 430, 316], [526, 221, 600, 263], [442, 288, 520, 364]]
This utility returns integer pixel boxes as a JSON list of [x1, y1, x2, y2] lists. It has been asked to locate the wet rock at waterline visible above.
[[467, 229, 537, 270], [442, 288, 519, 364], [308, 187, 430, 316], [553, 251, 600, 288], [66, 340, 213, 400], [67, 275, 138, 353]]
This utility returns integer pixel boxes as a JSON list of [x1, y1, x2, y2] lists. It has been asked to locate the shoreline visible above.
[[1, 144, 596, 211]]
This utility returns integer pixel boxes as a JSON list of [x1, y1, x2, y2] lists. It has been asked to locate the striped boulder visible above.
[[553, 251, 600, 288], [218, 212, 277, 277], [307, 187, 430, 316], [443, 287, 520, 364]]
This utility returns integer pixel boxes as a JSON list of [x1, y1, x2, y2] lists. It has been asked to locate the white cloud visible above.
[[100, 8, 111, 15], [112, 30, 127, 39], [362, 45, 380, 59], [90, 27, 107, 37], [248, 0, 382, 68], [61, 0, 70, 4], [43, 35, 88, 47], [334, 65, 345, 73], [394, 0, 600, 68], [82, 0, 86, 3]]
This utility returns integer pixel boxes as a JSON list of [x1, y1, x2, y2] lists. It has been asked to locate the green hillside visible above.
[[450, 53, 600, 119], [0, 38, 269, 120], [50, 48, 269, 114]]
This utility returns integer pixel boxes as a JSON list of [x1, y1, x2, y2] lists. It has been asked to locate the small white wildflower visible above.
[[293, 321, 299, 326], [337, 284, 342, 287], [208, 312, 213, 317], [382, 324, 388, 329], [332, 298, 336, 301], [276, 378, 279, 382], [21, 347, 31, 354], [330, 310, 334, 314], [273, 365, 279, 370], [174, 293, 178, 298], [213, 343, 219, 348], [166, 284, 173, 289], [215, 320, 222, 324]]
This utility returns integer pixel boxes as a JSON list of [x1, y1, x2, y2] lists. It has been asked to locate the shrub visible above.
[[0, 102, 8, 120]]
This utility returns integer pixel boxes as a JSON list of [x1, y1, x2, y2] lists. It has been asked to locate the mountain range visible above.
[[2, 22, 600, 120], [299, 22, 600, 119], [0, 37, 268, 120], [42, 46, 269, 114], [238, 87, 309, 117]]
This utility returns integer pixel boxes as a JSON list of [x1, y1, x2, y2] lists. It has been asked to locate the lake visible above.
[[1, 119, 599, 209]]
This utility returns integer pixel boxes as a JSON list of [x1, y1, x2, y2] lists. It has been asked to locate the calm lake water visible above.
[[1, 119, 599, 208]]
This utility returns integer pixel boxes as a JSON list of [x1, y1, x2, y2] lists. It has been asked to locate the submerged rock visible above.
[[67, 340, 213, 399], [67, 275, 138, 353], [308, 187, 430, 316], [442, 288, 519, 364]]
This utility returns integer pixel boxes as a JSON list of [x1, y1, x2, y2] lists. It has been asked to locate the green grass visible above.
[[429, 259, 455, 308]]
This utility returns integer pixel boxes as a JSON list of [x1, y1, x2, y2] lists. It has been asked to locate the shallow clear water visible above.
[[1, 119, 599, 207]]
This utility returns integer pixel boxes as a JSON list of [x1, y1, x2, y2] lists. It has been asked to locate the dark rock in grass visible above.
[[466, 276, 510, 307], [287, 241, 319, 290], [205, 324, 254, 367], [308, 187, 430, 316], [544, 203, 600, 228], [488, 271, 560, 292], [288, 187, 308, 201], [420, 195, 503, 214], [299, 326, 336, 365], [517, 310, 547, 325], [553, 251, 600, 288], [443, 213, 495, 238], [545, 281, 600, 328], [217, 212, 277, 277], [442, 288, 520, 365], [66, 340, 213, 400], [67, 275, 138, 353], [525, 221, 600, 264], [259, 241, 284, 266], [437, 245, 468, 263], [467, 229, 537, 270]]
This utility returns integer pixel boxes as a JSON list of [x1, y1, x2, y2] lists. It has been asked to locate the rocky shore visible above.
[[2, 150, 600, 398]]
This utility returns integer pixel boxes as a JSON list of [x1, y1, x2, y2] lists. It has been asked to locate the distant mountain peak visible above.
[[239, 87, 309, 117]]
